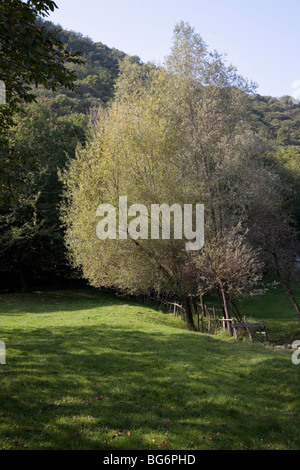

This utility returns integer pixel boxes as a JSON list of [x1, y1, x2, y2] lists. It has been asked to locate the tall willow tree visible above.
[[62, 23, 280, 330]]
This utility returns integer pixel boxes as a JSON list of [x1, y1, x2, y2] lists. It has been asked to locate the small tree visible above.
[[194, 228, 263, 332]]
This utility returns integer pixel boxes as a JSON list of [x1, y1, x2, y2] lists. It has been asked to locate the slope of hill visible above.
[[247, 93, 300, 145], [35, 19, 141, 112]]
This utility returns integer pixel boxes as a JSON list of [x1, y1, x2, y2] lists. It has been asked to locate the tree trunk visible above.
[[220, 286, 232, 334], [228, 297, 243, 322], [217, 287, 226, 319], [272, 251, 300, 324], [183, 297, 196, 331], [191, 297, 200, 331], [281, 281, 300, 323], [200, 293, 206, 317]]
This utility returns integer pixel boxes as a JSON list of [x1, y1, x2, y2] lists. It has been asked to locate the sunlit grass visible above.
[[0, 288, 299, 450]]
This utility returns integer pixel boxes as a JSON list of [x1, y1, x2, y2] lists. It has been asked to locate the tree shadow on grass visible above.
[[0, 323, 299, 450]]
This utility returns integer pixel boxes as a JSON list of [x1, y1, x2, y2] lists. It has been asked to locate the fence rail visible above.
[[138, 295, 268, 342]]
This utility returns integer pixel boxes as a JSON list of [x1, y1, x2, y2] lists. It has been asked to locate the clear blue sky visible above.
[[48, 0, 300, 98]]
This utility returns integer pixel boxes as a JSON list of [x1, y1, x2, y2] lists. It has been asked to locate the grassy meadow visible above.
[[0, 287, 299, 450]]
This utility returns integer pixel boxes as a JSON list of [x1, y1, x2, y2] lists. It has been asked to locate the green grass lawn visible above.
[[237, 284, 300, 344], [204, 283, 300, 344], [0, 288, 299, 450]]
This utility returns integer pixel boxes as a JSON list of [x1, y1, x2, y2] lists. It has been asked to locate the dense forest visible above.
[[0, 20, 138, 290], [0, 20, 299, 292], [247, 94, 300, 226]]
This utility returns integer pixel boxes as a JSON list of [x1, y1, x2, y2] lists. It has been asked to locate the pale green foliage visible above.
[[167, 21, 256, 91], [61, 23, 281, 318]]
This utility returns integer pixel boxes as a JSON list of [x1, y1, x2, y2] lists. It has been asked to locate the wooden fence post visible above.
[[208, 317, 211, 334], [262, 320, 269, 342], [232, 318, 238, 340], [244, 316, 253, 342]]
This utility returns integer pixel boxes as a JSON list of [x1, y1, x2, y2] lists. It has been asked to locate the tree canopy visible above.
[[62, 22, 283, 329]]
